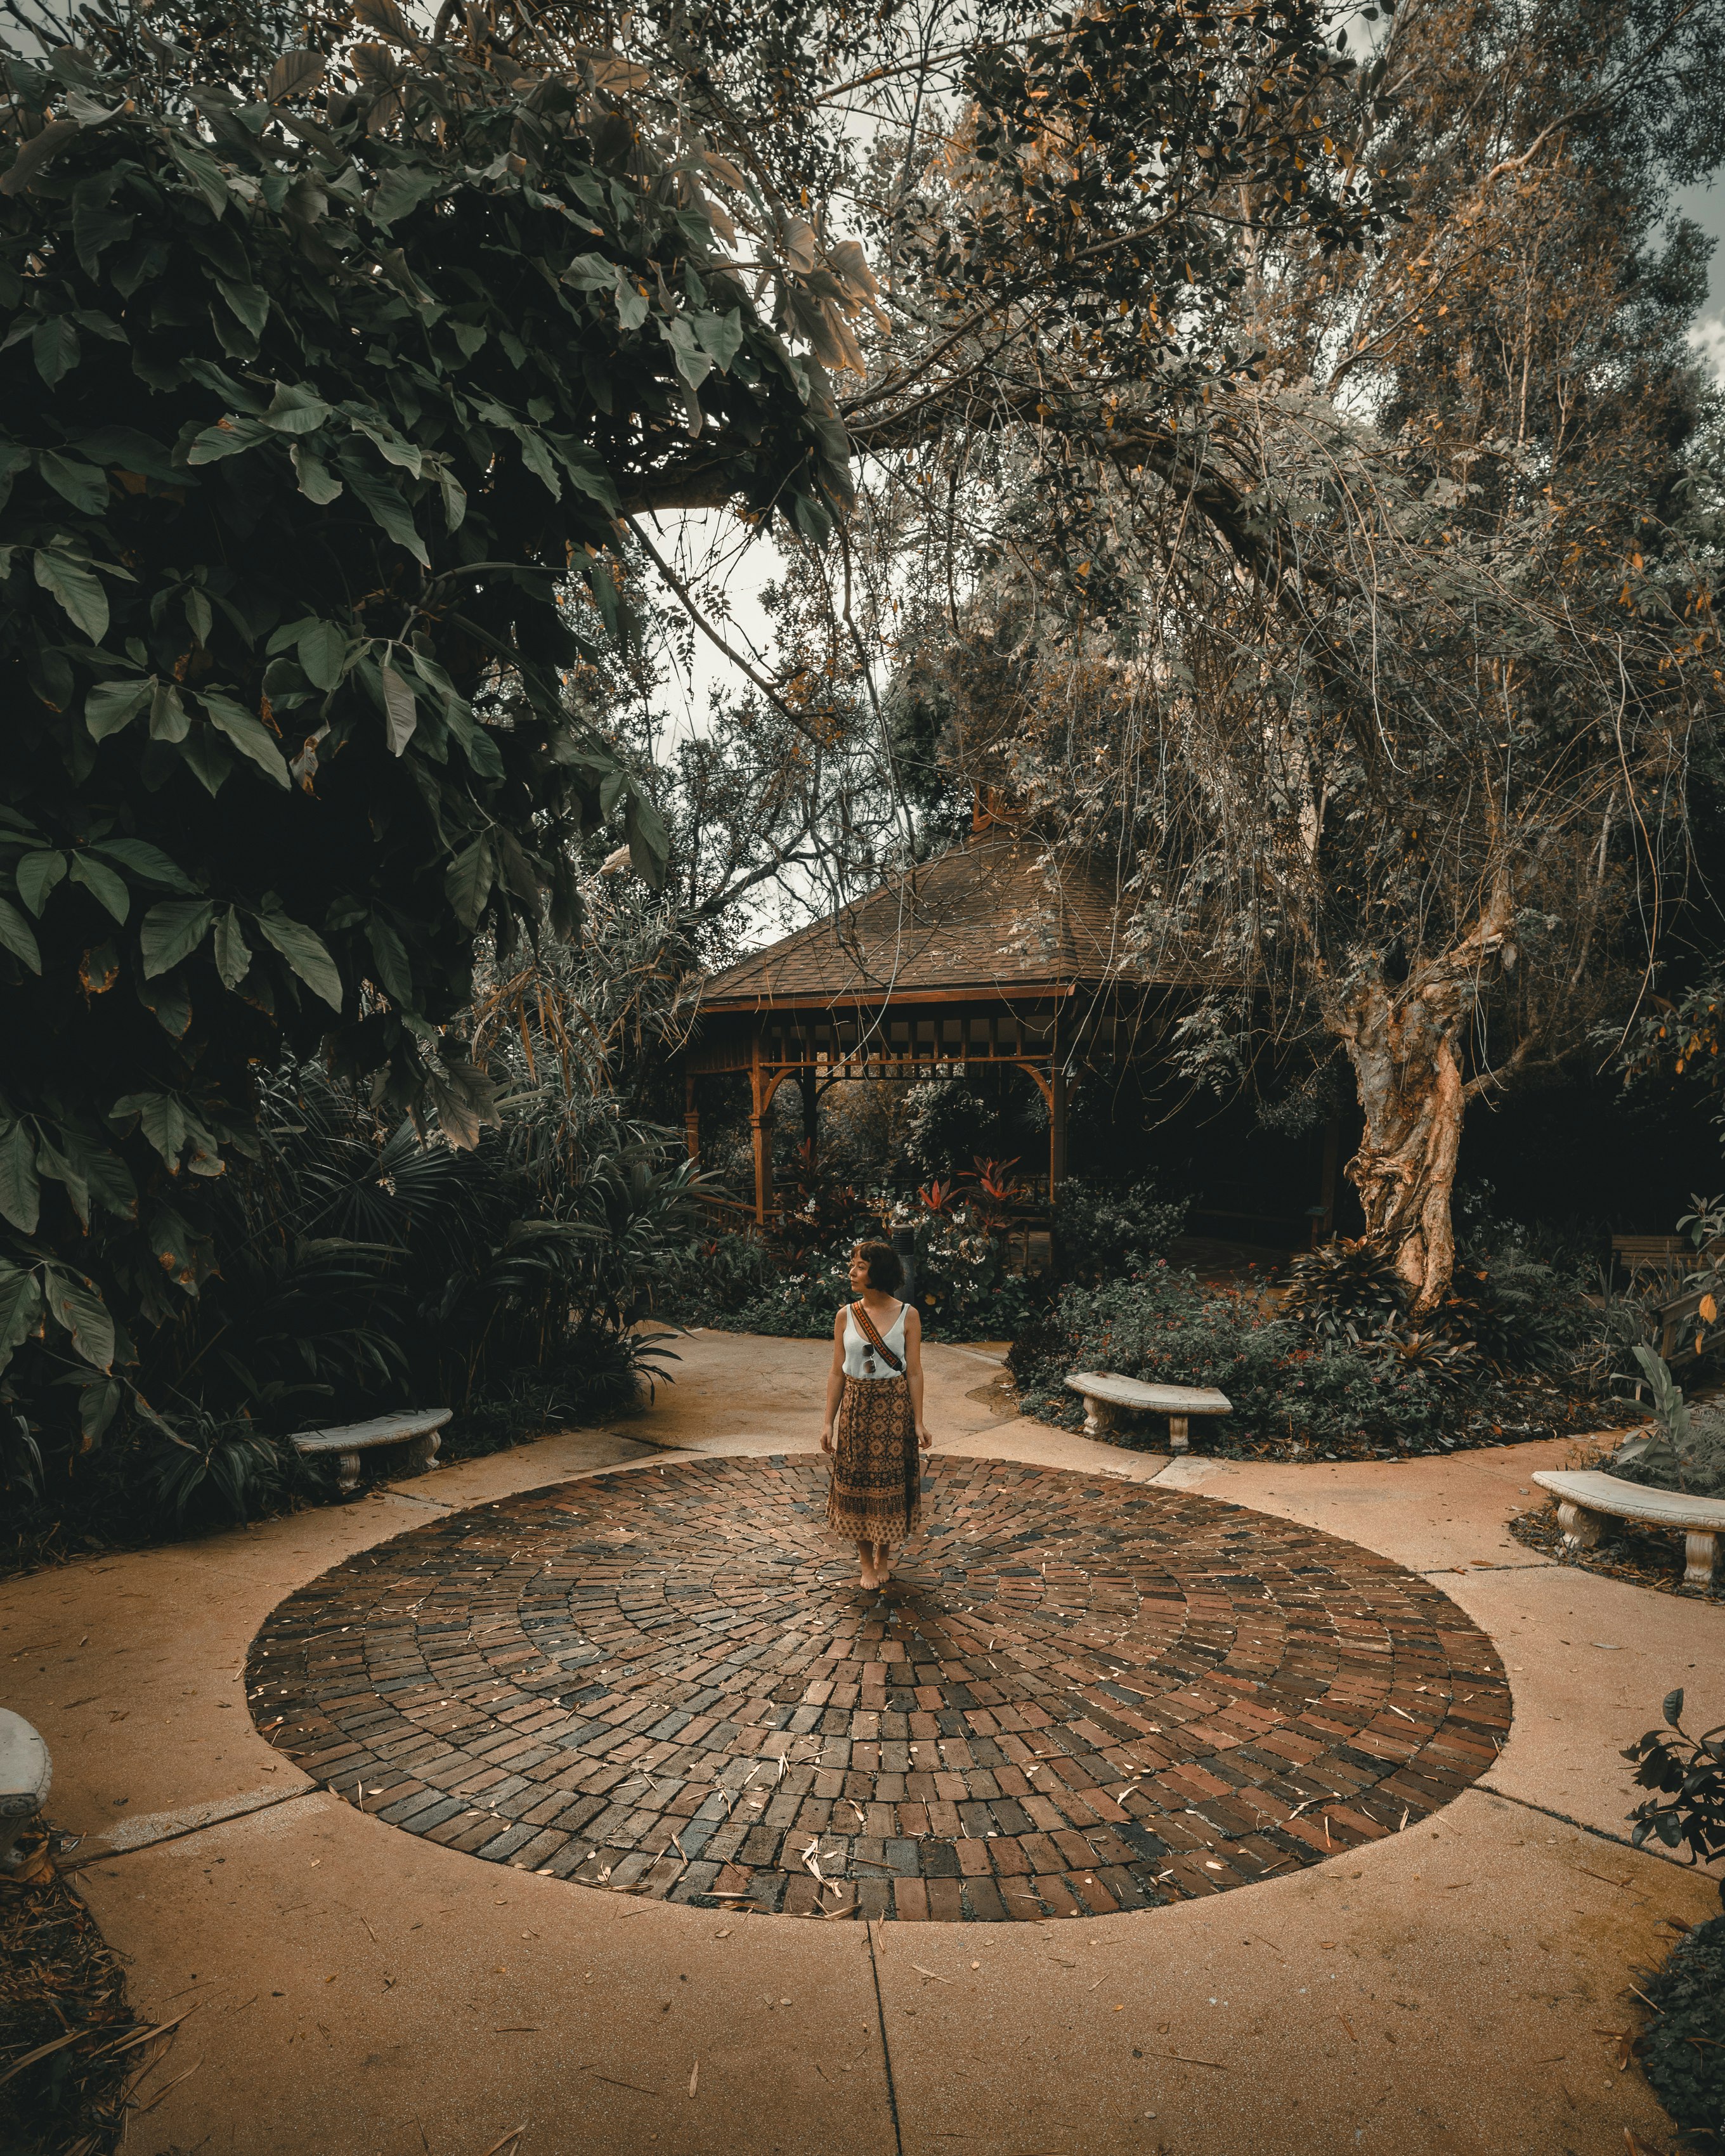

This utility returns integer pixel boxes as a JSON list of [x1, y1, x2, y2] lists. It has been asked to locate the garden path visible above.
[[2, 1331, 1721, 2156]]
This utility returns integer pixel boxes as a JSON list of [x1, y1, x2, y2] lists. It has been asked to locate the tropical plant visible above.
[[140, 1408, 289, 1527], [1370, 1325, 1478, 1391], [1283, 1237, 1409, 1348], [970, 1157, 1027, 1230], [1606, 1356, 1725, 1500]]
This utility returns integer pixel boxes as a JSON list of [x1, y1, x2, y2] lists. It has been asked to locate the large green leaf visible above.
[[365, 913, 413, 1005], [296, 620, 349, 692], [85, 675, 153, 741], [0, 1264, 42, 1375], [370, 164, 442, 225], [290, 442, 343, 503], [32, 315, 79, 385], [445, 838, 495, 927], [341, 457, 429, 566], [89, 838, 198, 891], [42, 1265, 115, 1372], [34, 1135, 90, 1225], [213, 906, 252, 990], [113, 1089, 190, 1167], [265, 49, 324, 102], [0, 1121, 40, 1234], [257, 909, 343, 1010], [186, 415, 272, 464], [81, 1143, 137, 1221], [0, 117, 81, 197], [77, 425, 181, 482], [148, 679, 190, 742], [15, 849, 67, 916], [197, 691, 290, 787], [218, 279, 270, 337], [37, 449, 108, 512], [34, 546, 108, 641], [167, 135, 230, 216], [258, 381, 331, 434], [79, 1377, 123, 1445], [624, 786, 672, 883], [68, 853, 129, 921], [140, 898, 216, 978], [380, 658, 417, 755], [0, 897, 42, 972]]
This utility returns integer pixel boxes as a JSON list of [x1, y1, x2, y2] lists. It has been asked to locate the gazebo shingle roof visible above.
[[701, 833, 1147, 1009]]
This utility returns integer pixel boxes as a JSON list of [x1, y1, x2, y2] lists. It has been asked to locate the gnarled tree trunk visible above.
[[1330, 890, 1513, 1313], [1336, 976, 1468, 1313]]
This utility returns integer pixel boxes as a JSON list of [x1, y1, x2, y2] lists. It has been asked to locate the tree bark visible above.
[[1330, 887, 1513, 1312], [1336, 976, 1468, 1313]]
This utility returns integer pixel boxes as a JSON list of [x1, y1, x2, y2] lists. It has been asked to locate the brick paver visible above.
[[246, 1458, 1510, 1920]]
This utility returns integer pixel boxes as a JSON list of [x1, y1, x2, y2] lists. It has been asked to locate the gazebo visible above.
[[683, 825, 1194, 1224]]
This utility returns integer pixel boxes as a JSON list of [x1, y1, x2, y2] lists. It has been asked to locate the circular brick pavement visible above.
[[247, 1457, 1511, 1921]]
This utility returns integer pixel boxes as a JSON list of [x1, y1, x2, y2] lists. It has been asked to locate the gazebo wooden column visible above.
[[748, 1036, 772, 1226]]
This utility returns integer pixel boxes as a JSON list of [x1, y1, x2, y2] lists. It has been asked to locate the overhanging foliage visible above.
[[0, 15, 860, 1435]]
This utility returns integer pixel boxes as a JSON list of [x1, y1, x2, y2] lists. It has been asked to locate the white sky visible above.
[[1674, 178, 1725, 387]]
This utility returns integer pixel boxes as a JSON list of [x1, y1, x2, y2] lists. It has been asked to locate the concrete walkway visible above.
[[3, 1331, 1721, 2156]]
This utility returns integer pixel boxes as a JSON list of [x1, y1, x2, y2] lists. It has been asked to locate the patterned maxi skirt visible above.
[[826, 1373, 921, 1543]]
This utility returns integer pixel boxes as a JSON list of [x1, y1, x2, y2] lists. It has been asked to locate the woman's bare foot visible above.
[[856, 1542, 878, 1591], [874, 1544, 894, 1584]]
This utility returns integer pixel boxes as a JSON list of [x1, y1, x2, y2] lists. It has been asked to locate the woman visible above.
[[821, 1240, 932, 1590]]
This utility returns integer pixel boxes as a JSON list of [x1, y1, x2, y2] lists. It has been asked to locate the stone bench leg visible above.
[[0, 1791, 44, 1874], [333, 1450, 363, 1496], [1556, 1500, 1603, 1554], [1080, 1398, 1117, 1439], [396, 1432, 441, 1479], [1167, 1414, 1190, 1455], [1684, 1530, 1717, 1590]]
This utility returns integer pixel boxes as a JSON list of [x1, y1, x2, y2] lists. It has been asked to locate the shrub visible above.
[[1440, 1249, 1592, 1375], [672, 1231, 781, 1320], [1013, 1264, 1452, 1454], [140, 1412, 290, 1528], [903, 1079, 993, 1179], [1053, 1175, 1188, 1282]]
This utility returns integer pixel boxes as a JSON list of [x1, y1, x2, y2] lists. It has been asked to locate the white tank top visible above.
[[842, 1301, 908, 1379]]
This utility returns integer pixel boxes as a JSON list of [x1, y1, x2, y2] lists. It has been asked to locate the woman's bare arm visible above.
[[821, 1307, 847, 1452], [904, 1306, 930, 1447]]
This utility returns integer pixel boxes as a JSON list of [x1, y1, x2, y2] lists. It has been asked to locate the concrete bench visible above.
[[1065, 1371, 1233, 1453], [1532, 1469, 1724, 1588], [0, 1709, 51, 1874], [291, 1409, 451, 1495]]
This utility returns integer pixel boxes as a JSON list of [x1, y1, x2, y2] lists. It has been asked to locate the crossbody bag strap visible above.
[[850, 1300, 904, 1373]]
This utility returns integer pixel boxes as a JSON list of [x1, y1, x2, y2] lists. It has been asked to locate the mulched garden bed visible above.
[[1019, 1379, 1648, 1463], [0, 1825, 143, 2155], [1509, 1502, 1724, 1604]]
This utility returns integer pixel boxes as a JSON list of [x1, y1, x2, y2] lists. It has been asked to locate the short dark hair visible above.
[[854, 1240, 902, 1291]]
